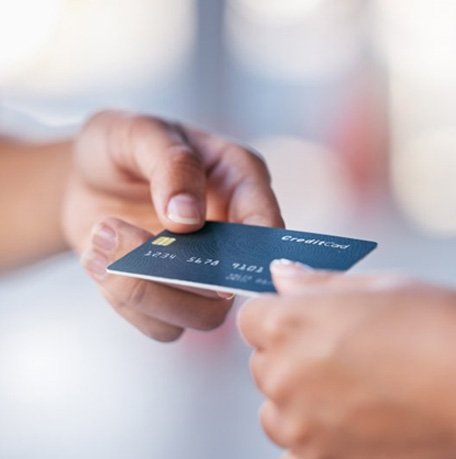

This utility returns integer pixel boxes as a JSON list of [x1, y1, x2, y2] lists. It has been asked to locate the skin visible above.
[[0, 138, 72, 269], [238, 262, 456, 459], [1, 110, 284, 341]]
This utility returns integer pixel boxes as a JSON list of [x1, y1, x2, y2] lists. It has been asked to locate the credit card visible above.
[[107, 221, 377, 297]]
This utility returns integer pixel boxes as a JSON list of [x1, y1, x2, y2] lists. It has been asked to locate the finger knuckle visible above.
[[167, 144, 203, 174], [93, 216, 122, 235], [281, 420, 309, 447], [261, 403, 309, 449], [78, 110, 127, 157], [260, 403, 288, 448], [126, 281, 148, 310], [223, 144, 270, 175], [262, 310, 293, 343], [243, 150, 271, 180], [248, 149, 269, 174], [197, 305, 230, 331], [263, 371, 289, 402]]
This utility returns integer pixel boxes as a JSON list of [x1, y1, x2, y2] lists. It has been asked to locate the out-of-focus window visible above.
[[0, 0, 196, 133], [0, 0, 196, 93], [225, 0, 365, 81], [375, 0, 456, 236]]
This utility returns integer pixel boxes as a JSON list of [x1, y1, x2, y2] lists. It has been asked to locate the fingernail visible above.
[[217, 291, 236, 300], [92, 223, 117, 252], [167, 194, 202, 225], [270, 259, 313, 276], [82, 251, 109, 280], [243, 215, 268, 227]]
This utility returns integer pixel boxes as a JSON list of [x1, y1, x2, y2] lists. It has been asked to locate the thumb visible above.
[[270, 259, 336, 294]]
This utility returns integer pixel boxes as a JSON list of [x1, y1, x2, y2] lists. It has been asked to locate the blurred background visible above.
[[0, 1, 455, 458]]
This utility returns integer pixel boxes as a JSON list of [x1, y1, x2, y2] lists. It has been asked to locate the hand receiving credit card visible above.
[[107, 222, 377, 297]]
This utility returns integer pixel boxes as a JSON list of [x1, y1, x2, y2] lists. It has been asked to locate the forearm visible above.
[[0, 138, 73, 270]]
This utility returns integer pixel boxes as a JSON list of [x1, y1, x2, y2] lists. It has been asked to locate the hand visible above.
[[62, 110, 284, 341], [238, 261, 456, 459]]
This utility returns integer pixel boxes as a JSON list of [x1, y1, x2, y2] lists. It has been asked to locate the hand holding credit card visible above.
[[108, 222, 377, 296]]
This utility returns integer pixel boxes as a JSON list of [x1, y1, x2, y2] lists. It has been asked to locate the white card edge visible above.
[[106, 268, 265, 298]]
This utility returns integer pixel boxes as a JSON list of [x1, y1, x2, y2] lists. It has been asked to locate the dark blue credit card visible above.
[[107, 221, 377, 297]]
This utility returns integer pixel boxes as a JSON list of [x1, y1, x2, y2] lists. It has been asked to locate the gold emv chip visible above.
[[152, 236, 176, 246]]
